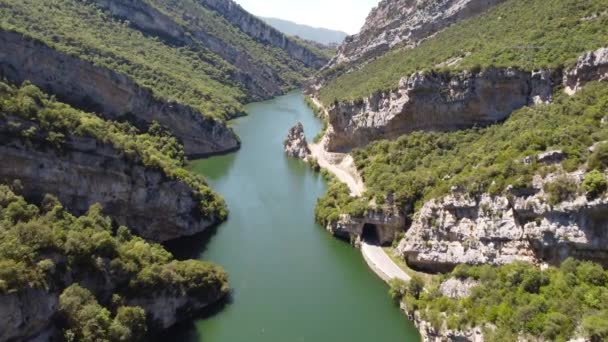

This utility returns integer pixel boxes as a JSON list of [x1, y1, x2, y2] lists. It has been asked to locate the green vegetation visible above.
[[314, 176, 368, 227], [0, 0, 243, 120], [544, 175, 580, 205], [0, 0, 323, 120], [0, 81, 227, 220], [319, 0, 608, 103], [143, 0, 320, 91], [589, 142, 608, 171], [391, 259, 608, 341], [0, 185, 229, 337], [583, 170, 608, 199], [304, 96, 329, 143], [316, 83, 608, 220], [60, 285, 147, 342]]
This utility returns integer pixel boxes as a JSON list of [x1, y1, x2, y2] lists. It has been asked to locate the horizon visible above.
[[233, 0, 381, 34]]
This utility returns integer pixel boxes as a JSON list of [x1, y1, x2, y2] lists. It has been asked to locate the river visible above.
[[165, 91, 420, 341]]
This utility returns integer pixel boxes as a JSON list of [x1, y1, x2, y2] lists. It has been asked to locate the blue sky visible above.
[[234, 0, 381, 34]]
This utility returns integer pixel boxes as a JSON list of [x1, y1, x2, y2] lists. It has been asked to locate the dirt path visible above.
[[309, 141, 365, 196]]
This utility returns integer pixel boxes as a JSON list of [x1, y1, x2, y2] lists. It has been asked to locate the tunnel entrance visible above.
[[361, 223, 380, 245]]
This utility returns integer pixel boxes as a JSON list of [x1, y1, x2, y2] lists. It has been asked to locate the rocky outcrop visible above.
[[198, 0, 328, 69], [128, 288, 224, 330], [284, 122, 311, 159], [0, 29, 239, 157], [397, 171, 608, 272], [0, 289, 58, 342], [564, 47, 608, 95], [439, 278, 480, 299], [324, 67, 555, 152], [0, 260, 227, 342], [326, 208, 406, 246], [327, 0, 504, 69], [0, 116, 217, 242], [91, 0, 322, 101]]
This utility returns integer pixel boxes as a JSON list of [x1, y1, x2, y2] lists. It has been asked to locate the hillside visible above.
[[0, 0, 329, 121], [262, 17, 348, 46], [318, 0, 608, 104], [0, 184, 228, 341], [311, 0, 608, 340], [0, 81, 227, 241]]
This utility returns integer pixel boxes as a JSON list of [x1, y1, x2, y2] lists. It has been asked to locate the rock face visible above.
[[0, 289, 58, 342], [324, 68, 555, 152], [0, 260, 227, 342], [397, 171, 608, 272], [0, 116, 216, 242], [439, 278, 480, 299], [284, 122, 311, 159], [198, 0, 327, 69], [92, 0, 327, 101], [0, 29, 240, 157], [327, 0, 504, 69], [326, 208, 406, 246], [564, 47, 608, 95]]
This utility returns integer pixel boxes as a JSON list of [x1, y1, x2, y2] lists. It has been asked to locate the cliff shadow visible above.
[[152, 293, 234, 342], [163, 223, 220, 260]]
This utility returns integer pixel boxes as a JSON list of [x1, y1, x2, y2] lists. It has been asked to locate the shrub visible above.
[[544, 176, 579, 206], [589, 143, 608, 171], [583, 170, 607, 199], [400, 261, 608, 341]]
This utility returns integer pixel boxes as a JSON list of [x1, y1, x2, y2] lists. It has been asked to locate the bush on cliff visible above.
[[0, 81, 227, 220], [583, 170, 608, 199], [0, 185, 229, 336], [395, 259, 608, 341], [59, 285, 147, 342]]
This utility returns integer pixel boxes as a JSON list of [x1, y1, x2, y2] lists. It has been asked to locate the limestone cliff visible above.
[[325, 0, 504, 74], [0, 289, 58, 342], [323, 46, 608, 152], [397, 170, 608, 272], [0, 29, 240, 157], [0, 115, 217, 242], [324, 67, 555, 152], [198, 0, 328, 69]]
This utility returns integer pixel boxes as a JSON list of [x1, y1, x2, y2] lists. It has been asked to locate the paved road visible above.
[[361, 243, 411, 283]]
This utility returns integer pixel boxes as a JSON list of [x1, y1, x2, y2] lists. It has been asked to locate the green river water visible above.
[[165, 92, 420, 342]]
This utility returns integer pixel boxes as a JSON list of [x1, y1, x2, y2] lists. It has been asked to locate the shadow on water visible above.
[[164, 224, 221, 261], [153, 294, 235, 342]]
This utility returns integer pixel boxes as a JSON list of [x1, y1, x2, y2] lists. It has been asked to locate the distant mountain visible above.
[[262, 17, 348, 46]]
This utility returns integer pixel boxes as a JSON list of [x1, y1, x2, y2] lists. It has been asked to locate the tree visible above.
[[583, 170, 607, 199]]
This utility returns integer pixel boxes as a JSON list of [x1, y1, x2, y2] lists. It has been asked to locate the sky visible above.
[[234, 0, 381, 34]]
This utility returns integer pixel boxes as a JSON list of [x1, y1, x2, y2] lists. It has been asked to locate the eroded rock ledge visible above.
[[397, 171, 608, 272], [324, 67, 556, 152], [0, 29, 240, 157], [323, 47, 608, 152], [0, 116, 217, 242]]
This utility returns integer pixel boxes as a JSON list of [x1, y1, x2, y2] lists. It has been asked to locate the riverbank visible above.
[[309, 140, 366, 196], [306, 96, 413, 286]]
